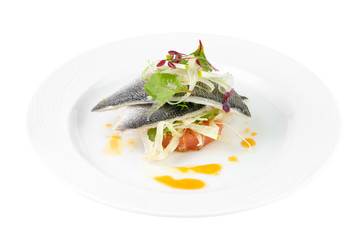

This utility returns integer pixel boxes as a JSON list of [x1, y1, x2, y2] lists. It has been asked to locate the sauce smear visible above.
[[175, 164, 221, 175], [103, 135, 123, 155], [154, 176, 205, 190], [228, 156, 238, 162], [241, 138, 255, 148]]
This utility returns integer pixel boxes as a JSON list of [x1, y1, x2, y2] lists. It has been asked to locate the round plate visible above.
[[28, 33, 340, 217]]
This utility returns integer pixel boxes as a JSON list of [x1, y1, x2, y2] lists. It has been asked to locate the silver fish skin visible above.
[[92, 78, 251, 118], [92, 79, 149, 112], [114, 104, 207, 130]]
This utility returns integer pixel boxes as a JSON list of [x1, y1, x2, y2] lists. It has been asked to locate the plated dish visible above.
[[28, 33, 340, 216], [91, 41, 256, 189], [92, 41, 251, 152]]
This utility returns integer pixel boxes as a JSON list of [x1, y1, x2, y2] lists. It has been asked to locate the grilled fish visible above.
[[91, 78, 251, 118]]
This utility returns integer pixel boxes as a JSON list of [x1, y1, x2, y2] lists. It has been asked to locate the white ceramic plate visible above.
[[28, 33, 340, 217]]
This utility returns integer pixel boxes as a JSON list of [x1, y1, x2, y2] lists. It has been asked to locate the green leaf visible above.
[[147, 128, 157, 142], [202, 109, 220, 119], [195, 109, 219, 124], [190, 40, 212, 72], [176, 102, 189, 110], [147, 127, 171, 142], [178, 59, 188, 65], [144, 73, 190, 101]]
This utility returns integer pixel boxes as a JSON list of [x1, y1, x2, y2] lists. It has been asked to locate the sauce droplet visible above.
[[103, 135, 123, 155], [154, 176, 205, 190], [105, 123, 112, 128], [241, 138, 255, 148], [242, 128, 250, 135], [228, 156, 238, 162], [251, 132, 258, 137], [127, 139, 137, 148], [175, 164, 221, 175]]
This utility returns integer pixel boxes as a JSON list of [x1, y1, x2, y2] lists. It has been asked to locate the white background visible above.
[[1, 0, 361, 239]]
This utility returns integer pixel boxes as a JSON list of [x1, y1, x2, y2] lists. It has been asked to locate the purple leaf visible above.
[[168, 50, 179, 55], [168, 61, 176, 69], [223, 102, 231, 113], [157, 60, 166, 67]]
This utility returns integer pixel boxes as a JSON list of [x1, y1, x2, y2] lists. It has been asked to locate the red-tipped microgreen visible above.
[[155, 40, 217, 72], [157, 60, 166, 67], [167, 61, 176, 69], [223, 88, 234, 113], [146, 41, 219, 103]]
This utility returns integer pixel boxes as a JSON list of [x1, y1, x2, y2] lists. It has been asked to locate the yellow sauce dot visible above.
[[251, 132, 258, 137], [241, 138, 255, 148], [103, 135, 123, 155], [175, 164, 221, 175], [127, 139, 137, 148], [105, 123, 112, 128], [103, 135, 137, 155], [242, 128, 250, 135], [228, 156, 238, 162], [154, 176, 205, 190]]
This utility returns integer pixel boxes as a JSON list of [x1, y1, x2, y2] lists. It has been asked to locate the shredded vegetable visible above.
[[133, 41, 249, 160], [141, 107, 222, 160], [141, 41, 234, 114]]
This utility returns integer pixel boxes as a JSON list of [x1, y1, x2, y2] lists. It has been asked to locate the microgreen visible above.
[[195, 109, 220, 124], [157, 60, 166, 67], [147, 128, 157, 142], [147, 127, 171, 142], [190, 40, 214, 72], [144, 73, 193, 101], [223, 88, 234, 113], [155, 40, 218, 72], [167, 61, 176, 69], [201, 109, 220, 120], [176, 102, 189, 110]]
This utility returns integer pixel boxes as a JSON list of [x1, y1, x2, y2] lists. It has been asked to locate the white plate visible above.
[[28, 33, 340, 217]]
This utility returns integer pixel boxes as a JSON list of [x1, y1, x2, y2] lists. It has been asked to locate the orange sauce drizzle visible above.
[[241, 138, 256, 148], [175, 164, 221, 175], [154, 176, 205, 190], [103, 135, 123, 155], [228, 156, 238, 162], [103, 135, 137, 155]]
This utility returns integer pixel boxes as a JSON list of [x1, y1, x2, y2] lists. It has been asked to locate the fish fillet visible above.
[[92, 78, 251, 118]]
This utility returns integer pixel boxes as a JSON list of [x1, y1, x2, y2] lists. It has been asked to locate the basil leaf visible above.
[[144, 73, 190, 101]]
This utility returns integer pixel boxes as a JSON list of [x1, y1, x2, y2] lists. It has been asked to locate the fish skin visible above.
[[91, 79, 149, 112], [92, 78, 251, 118], [114, 104, 206, 130], [172, 82, 251, 118]]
